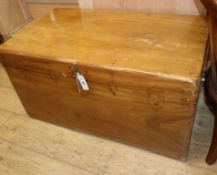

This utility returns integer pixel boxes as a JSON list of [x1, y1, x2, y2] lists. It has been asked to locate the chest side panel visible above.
[[0, 54, 199, 160]]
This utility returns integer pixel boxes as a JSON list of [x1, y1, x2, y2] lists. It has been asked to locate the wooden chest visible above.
[[0, 9, 208, 160]]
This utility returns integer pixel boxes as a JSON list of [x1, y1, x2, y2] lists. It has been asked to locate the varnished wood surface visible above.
[[1, 55, 198, 160], [78, 0, 205, 15], [0, 64, 217, 174], [0, 9, 208, 160], [0, 9, 208, 81]]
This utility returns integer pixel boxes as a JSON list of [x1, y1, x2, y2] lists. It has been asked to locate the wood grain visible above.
[[0, 63, 13, 88], [0, 110, 216, 175], [1, 55, 199, 160], [0, 86, 26, 115], [0, 116, 115, 174], [0, 66, 216, 174], [0, 109, 13, 126], [0, 9, 208, 160], [0, 140, 94, 175], [0, 9, 208, 80], [78, 0, 205, 15]]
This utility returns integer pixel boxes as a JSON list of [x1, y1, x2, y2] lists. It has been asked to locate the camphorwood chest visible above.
[[0, 9, 208, 160]]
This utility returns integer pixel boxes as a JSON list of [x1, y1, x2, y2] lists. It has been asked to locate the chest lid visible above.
[[0, 8, 208, 82]]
